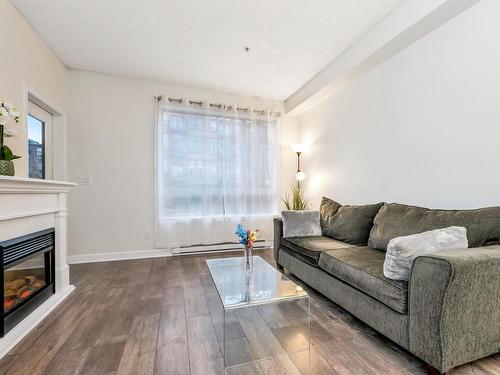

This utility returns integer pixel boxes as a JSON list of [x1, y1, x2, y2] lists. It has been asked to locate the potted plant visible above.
[[0, 100, 21, 176], [282, 184, 311, 210]]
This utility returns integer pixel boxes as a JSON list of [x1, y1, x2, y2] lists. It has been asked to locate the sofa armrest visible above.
[[408, 246, 500, 372], [273, 217, 283, 265]]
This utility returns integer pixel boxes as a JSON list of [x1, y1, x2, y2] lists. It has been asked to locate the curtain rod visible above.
[[155, 95, 281, 117]]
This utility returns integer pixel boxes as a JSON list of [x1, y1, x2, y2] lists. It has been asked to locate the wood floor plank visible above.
[[184, 290, 209, 318], [200, 273, 217, 294], [208, 301, 247, 346], [155, 286, 190, 375], [226, 354, 302, 375], [351, 330, 424, 373], [234, 306, 287, 363], [297, 338, 380, 375], [448, 363, 489, 375], [0, 354, 19, 374], [288, 347, 341, 375], [473, 353, 500, 374], [183, 275, 210, 318], [95, 287, 137, 346], [80, 341, 127, 374], [187, 314, 224, 375], [158, 286, 188, 345], [59, 296, 109, 352], [2, 249, 499, 375], [116, 313, 160, 375], [42, 348, 91, 375], [224, 337, 255, 367], [155, 342, 190, 375], [5, 297, 94, 374], [9, 290, 82, 355]]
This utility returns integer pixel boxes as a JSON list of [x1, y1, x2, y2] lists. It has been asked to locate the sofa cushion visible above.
[[369, 203, 500, 251], [281, 236, 356, 267], [319, 197, 342, 229], [320, 197, 383, 245], [318, 247, 408, 313]]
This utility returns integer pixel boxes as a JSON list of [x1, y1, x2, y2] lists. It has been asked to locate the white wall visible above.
[[68, 70, 296, 256], [298, 0, 500, 210], [0, 0, 69, 176]]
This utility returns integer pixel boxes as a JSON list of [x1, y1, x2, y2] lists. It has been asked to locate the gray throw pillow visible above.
[[320, 197, 383, 245], [368, 202, 500, 251], [383, 226, 468, 281], [319, 197, 342, 228], [282, 210, 322, 238]]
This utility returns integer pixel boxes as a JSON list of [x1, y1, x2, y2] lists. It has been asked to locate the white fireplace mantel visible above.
[[0, 176, 75, 194], [0, 176, 77, 358]]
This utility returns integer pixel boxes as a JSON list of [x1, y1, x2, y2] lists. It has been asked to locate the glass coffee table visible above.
[[206, 256, 310, 369]]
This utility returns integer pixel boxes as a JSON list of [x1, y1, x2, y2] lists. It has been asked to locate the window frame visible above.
[[27, 101, 53, 180]]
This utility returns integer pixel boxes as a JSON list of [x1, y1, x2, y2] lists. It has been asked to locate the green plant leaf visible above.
[[1, 145, 21, 161], [281, 184, 310, 211]]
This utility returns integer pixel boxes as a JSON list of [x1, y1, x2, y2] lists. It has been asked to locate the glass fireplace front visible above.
[[0, 228, 55, 336], [4, 252, 49, 314]]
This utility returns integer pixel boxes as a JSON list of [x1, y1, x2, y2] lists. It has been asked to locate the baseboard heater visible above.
[[173, 240, 272, 255]]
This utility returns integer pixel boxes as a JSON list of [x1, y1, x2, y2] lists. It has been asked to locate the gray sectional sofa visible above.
[[273, 198, 500, 374]]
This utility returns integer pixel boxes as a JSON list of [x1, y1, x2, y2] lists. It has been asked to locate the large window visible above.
[[157, 108, 277, 219]]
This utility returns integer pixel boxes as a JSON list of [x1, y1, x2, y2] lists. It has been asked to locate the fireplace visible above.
[[0, 228, 55, 337]]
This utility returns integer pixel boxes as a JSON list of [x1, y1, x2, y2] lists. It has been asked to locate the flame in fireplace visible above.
[[4, 276, 46, 313]]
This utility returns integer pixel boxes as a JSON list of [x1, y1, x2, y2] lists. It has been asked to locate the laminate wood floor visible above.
[[1, 249, 499, 375]]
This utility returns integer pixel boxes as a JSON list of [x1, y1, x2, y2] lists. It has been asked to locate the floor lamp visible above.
[[292, 144, 306, 188]]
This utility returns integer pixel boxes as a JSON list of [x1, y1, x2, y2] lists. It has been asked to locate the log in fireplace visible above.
[[0, 228, 55, 337]]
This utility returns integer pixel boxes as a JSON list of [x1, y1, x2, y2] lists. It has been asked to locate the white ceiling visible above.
[[12, 0, 402, 100]]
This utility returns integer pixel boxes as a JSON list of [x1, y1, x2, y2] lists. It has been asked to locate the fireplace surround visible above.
[[0, 176, 75, 357], [0, 228, 55, 337]]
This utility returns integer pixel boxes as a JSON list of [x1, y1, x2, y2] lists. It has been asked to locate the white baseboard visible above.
[[68, 249, 173, 264], [0, 285, 75, 359], [68, 242, 273, 264]]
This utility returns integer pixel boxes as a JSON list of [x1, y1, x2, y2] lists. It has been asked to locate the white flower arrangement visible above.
[[0, 100, 21, 162], [0, 101, 20, 125]]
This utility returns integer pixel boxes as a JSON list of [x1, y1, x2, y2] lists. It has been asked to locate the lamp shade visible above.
[[296, 170, 306, 181], [292, 144, 305, 153]]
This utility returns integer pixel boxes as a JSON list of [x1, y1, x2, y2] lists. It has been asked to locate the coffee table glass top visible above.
[[206, 255, 307, 309]]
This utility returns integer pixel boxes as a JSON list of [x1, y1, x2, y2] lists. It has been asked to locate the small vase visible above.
[[0, 160, 14, 176], [243, 245, 253, 302], [244, 245, 253, 270]]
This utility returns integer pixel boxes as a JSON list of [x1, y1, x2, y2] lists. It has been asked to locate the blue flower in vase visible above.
[[235, 224, 248, 245]]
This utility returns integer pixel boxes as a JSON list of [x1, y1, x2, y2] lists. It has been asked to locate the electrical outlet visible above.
[[79, 176, 92, 185], [144, 231, 152, 240]]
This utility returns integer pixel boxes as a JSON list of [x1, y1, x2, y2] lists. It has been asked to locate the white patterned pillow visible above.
[[383, 226, 468, 281]]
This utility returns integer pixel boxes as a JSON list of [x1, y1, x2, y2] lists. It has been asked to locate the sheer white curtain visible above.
[[156, 103, 278, 249]]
